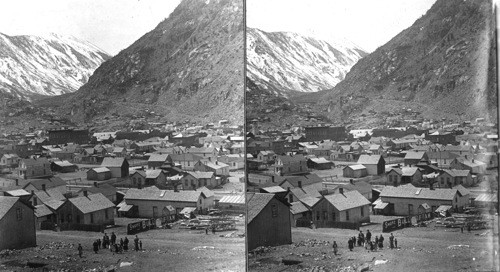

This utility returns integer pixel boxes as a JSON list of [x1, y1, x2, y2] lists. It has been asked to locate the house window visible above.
[[90, 213, 94, 224], [332, 212, 336, 222], [16, 207, 22, 221], [153, 206, 158, 217], [316, 211, 320, 220], [271, 204, 278, 218], [361, 206, 364, 217], [105, 209, 109, 219], [345, 210, 349, 221], [322, 211, 327, 220], [288, 194, 293, 203], [67, 214, 72, 222]]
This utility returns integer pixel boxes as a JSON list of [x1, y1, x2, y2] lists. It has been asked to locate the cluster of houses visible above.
[[246, 122, 498, 250], [0, 124, 245, 251]]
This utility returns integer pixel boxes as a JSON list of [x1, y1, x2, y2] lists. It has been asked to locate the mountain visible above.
[[317, 0, 497, 127], [45, 0, 244, 126], [246, 28, 367, 96], [0, 33, 110, 99]]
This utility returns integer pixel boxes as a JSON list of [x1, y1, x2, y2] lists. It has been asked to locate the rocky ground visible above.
[[248, 215, 499, 272], [0, 216, 246, 272]]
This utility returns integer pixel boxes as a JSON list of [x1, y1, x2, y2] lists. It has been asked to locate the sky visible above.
[[0, 0, 181, 55], [246, 0, 438, 53]]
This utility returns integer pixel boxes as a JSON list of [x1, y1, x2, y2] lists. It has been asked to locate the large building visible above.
[[305, 126, 347, 142], [48, 129, 90, 145]]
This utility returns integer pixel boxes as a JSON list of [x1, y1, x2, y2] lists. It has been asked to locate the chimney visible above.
[[15, 179, 18, 186], [350, 179, 354, 185], [339, 187, 344, 194], [94, 182, 98, 188], [271, 176, 275, 183], [42, 184, 46, 191], [298, 181, 302, 188], [83, 190, 88, 197]]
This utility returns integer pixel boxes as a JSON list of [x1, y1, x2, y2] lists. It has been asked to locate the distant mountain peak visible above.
[[246, 27, 367, 95], [0, 32, 110, 99]]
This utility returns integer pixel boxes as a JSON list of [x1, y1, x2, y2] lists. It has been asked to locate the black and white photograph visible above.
[[0, 0, 245, 271], [246, 0, 499, 271]]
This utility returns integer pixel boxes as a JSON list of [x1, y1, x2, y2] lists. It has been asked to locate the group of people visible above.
[[338, 230, 399, 254], [79, 232, 143, 257]]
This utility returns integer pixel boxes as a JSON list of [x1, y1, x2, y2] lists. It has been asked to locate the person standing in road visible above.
[[78, 244, 83, 258], [134, 235, 139, 251], [111, 232, 117, 245], [395, 238, 398, 248], [333, 241, 338, 255], [93, 240, 99, 253], [389, 233, 394, 249], [123, 237, 129, 251], [139, 240, 143, 251]]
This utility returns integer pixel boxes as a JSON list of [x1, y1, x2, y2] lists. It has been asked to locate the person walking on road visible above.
[[93, 240, 99, 253]]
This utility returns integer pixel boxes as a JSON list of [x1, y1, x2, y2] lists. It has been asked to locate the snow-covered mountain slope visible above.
[[246, 28, 367, 94], [0, 33, 110, 99]]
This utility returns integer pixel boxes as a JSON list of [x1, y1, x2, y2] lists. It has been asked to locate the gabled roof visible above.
[[0, 196, 20, 219], [246, 193, 276, 224], [125, 188, 205, 203], [357, 155, 383, 165], [80, 184, 117, 198], [148, 154, 171, 163], [52, 160, 75, 167], [309, 157, 333, 164], [34, 187, 66, 203], [279, 174, 323, 189], [101, 157, 126, 168], [219, 194, 245, 204], [89, 167, 111, 174], [197, 186, 214, 198], [185, 171, 214, 179], [380, 186, 462, 201], [170, 153, 203, 162], [276, 154, 307, 163], [441, 169, 471, 177], [21, 157, 50, 166], [204, 161, 229, 170], [324, 190, 371, 211], [69, 193, 115, 214], [404, 151, 427, 160], [299, 196, 321, 208], [401, 167, 421, 177], [146, 169, 163, 179], [261, 186, 287, 194], [23, 177, 66, 191], [290, 201, 309, 215], [35, 204, 54, 217], [344, 164, 366, 171], [5, 189, 31, 197]]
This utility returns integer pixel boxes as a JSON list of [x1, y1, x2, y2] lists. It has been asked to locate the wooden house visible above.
[[310, 190, 371, 228], [357, 155, 385, 175], [100, 157, 129, 178], [247, 193, 292, 251], [17, 157, 52, 179], [0, 196, 36, 250], [87, 167, 112, 181], [274, 154, 309, 176], [307, 157, 334, 170], [343, 164, 367, 178], [148, 154, 172, 169], [436, 169, 473, 188], [404, 151, 429, 166], [56, 192, 115, 226], [170, 153, 203, 171], [180, 171, 217, 189]]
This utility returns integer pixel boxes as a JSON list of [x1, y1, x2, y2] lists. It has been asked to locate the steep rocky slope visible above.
[[0, 33, 109, 99], [45, 0, 244, 125], [246, 28, 367, 96], [318, 0, 497, 127]]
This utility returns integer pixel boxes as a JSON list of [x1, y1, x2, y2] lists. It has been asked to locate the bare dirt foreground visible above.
[[0, 218, 245, 272], [249, 215, 499, 272]]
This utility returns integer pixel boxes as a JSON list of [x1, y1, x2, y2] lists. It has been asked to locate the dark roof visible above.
[[324, 190, 371, 211], [279, 174, 323, 188], [276, 154, 307, 163], [404, 151, 427, 160], [246, 193, 276, 224], [21, 157, 50, 166], [23, 177, 66, 191], [80, 184, 117, 198], [35, 204, 54, 217], [148, 154, 170, 163], [69, 193, 115, 214]]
